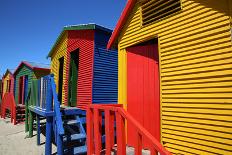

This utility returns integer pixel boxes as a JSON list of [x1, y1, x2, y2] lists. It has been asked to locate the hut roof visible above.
[[13, 61, 50, 75], [47, 23, 112, 58], [3, 69, 14, 78]]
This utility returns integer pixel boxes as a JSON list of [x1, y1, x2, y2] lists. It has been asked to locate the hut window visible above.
[[141, 0, 182, 26]]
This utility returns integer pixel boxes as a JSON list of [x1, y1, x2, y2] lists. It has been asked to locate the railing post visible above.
[[135, 132, 142, 155], [116, 110, 126, 155], [105, 109, 112, 155], [94, 107, 102, 155], [87, 107, 94, 155], [45, 77, 53, 155]]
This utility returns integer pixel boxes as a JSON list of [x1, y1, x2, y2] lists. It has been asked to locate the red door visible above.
[[127, 44, 160, 147]]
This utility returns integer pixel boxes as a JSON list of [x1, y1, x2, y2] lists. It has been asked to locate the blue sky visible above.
[[0, 0, 126, 77]]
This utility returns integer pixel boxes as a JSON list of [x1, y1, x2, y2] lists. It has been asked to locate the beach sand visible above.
[[0, 117, 56, 155]]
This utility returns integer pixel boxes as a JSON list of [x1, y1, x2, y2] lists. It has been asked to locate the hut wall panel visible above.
[[67, 30, 94, 107], [94, 29, 111, 48], [14, 65, 34, 105], [50, 32, 68, 104], [3, 74, 10, 96], [118, 0, 232, 154], [92, 47, 118, 104]]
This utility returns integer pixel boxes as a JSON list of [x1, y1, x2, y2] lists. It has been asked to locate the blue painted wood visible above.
[[50, 75, 64, 135], [93, 47, 118, 104], [36, 115, 40, 146], [57, 135, 63, 155], [28, 106, 54, 117], [60, 107, 86, 116], [45, 75, 53, 155]]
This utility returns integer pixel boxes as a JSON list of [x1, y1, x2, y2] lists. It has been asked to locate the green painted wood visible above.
[[68, 50, 79, 107], [29, 110, 34, 138], [14, 65, 34, 105]]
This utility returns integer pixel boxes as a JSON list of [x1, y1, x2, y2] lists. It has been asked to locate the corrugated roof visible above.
[[47, 23, 112, 58]]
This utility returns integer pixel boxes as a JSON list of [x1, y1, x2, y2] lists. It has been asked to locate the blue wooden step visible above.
[[63, 133, 86, 142], [73, 145, 87, 155], [64, 145, 87, 155]]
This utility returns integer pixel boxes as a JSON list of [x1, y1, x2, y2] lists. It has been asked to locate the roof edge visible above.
[[107, 0, 137, 50]]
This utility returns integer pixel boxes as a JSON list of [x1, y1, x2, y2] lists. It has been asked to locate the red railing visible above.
[[0, 93, 16, 125], [86, 104, 172, 155]]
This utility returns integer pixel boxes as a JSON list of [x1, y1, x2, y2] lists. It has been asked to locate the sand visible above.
[[0, 117, 56, 155]]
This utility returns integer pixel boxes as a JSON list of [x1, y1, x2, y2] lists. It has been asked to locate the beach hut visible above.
[[107, 0, 232, 154], [14, 61, 50, 109], [2, 69, 14, 97], [0, 69, 14, 118], [47, 23, 118, 108]]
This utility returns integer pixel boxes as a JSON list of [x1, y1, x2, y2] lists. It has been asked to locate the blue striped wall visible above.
[[92, 47, 118, 104]]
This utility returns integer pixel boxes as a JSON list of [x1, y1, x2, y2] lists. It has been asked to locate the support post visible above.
[[36, 115, 40, 145], [29, 110, 33, 138]]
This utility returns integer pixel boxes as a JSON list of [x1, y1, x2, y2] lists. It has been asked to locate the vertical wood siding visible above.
[[118, 0, 232, 154], [67, 30, 94, 108], [50, 32, 68, 105], [14, 65, 34, 105]]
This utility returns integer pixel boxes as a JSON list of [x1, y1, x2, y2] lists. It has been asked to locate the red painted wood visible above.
[[116, 111, 126, 155], [127, 44, 160, 148], [93, 108, 102, 155], [87, 104, 171, 155], [110, 112, 115, 147], [135, 132, 142, 155], [66, 30, 94, 107], [87, 108, 94, 155], [105, 109, 112, 155]]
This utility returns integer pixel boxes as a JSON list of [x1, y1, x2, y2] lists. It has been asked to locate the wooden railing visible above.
[[86, 104, 172, 155], [26, 74, 65, 155], [0, 93, 17, 125]]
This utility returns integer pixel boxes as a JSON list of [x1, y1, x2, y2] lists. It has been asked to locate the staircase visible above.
[[15, 105, 25, 124], [61, 114, 87, 155], [26, 74, 87, 155]]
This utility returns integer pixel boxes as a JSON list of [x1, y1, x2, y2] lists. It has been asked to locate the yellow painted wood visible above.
[[163, 119, 232, 133], [163, 138, 231, 155], [118, 47, 127, 109], [163, 129, 232, 145], [161, 37, 230, 56], [162, 124, 232, 139], [163, 134, 232, 153], [162, 111, 232, 121], [117, 0, 232, 154], [3, 73, 10, 96], [162, 76, 232, 86], [162, 116, 232, 127], [50, 32, 68, 105]]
